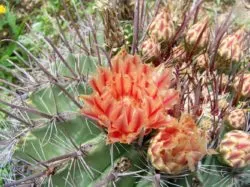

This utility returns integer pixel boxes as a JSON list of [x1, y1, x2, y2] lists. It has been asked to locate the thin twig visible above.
[[0, 64, 26, 83], [132, 0, 140, 54], [88, 16, 102, 66], [209, 9, 232, 71], [4, 167, 57, 187]]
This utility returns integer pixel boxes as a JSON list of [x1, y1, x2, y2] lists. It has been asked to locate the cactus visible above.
[[0, 51, 147, 186], [0, 1, 250, 187]]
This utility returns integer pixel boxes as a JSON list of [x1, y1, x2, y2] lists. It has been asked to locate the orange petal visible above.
[[163, 89, 179, 109], [129, 109, 144, 132], [144, 97, 163, 119], [91, 96, 105, 115], [153, 65, 172, 89], [140, 64, 152, 74], [107, 131, 122, 144], [145, 82, 158, 98], [98, 67, 111, 86], [112, 58, 120, 73], [101, 96, 114, 118], [89, 78, 103, 95], [113, 111, 129, 133], [114, 74, 132, 96], [109, 103, 123, 121], [130, 55, 141, 66]]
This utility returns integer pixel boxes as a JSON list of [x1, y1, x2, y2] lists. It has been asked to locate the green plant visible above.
[[0, 165, 10, 186], [0, 3, 25, 83], [0, 1, 250, 187]]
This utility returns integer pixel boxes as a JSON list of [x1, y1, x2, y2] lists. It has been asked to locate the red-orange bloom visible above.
[[148, 115, 207, 174], [79, 49, 179, 144]]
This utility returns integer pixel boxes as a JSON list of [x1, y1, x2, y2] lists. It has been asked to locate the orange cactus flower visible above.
[[79, 49, 179, 144], [148, 115, 207, 174]]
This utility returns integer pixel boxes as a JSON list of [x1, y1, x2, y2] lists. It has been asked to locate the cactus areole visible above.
[[80, 49, 179, 144]]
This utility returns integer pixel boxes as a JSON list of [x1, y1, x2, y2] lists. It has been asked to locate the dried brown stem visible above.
[[0, 65, 26, 83], [132, 0, 140, 54], [88, 16, 102, 66], [209, 10, 232, 71], [166, 0, 203, 57]]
